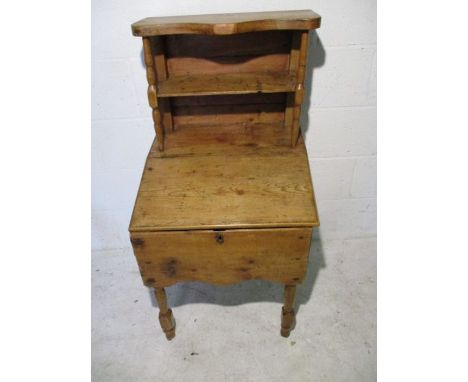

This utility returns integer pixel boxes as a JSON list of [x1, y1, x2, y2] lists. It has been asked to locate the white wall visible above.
[[92, 0, 376, 250]]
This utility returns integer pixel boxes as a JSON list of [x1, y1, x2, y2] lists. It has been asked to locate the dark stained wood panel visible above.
[[164, 31, 291, 76], [165, 31, 291, 58], [171, 93, 286, 106], [170, 94, 287, 130]]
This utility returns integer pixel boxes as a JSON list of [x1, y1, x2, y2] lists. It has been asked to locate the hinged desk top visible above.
[[132, 10, 321, 36], [129, 127, 319, 232]]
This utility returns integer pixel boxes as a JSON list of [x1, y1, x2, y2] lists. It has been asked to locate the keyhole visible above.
[[215, 233, 224, 244]]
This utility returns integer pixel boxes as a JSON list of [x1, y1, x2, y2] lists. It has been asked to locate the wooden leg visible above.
[[154, 287, 175, 340], [281, 285, 296, 337]]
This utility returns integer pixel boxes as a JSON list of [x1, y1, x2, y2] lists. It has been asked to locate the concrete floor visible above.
[[92, 237, 376, 382]]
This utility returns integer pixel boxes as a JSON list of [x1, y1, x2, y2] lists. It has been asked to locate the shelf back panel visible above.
[[171, 93, 286, 128], [163, 31, 292, 76], [149, 31, 299, 140]]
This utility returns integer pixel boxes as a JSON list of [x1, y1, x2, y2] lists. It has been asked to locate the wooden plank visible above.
[[291, 31, 309, 147], [284, 32, 302, 129], [172, 103, 285, 127], [129, 134, 319, 231], [165, 31, 291, 58], [171, 93, 286, 107], [164, 31, 290, 77], [150, 122, 288, 157], [130, 228, 313, 287], [157, 73, 296, 97], [132, 10, 321, 36], [142, 37, 164, 151], [288, 31, 302, 73], [152, 36, 168, 81], [166, 54, 289, 76], [151, 36, 173, 133]]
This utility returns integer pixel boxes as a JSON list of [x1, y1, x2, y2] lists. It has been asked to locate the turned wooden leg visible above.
[[154, 287, 175, 340], [281, 285, 296, 337]]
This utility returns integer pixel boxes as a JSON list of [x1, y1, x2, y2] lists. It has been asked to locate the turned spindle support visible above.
[[142, 37, 165, 151], [281, 284, 297, 337], [291, 31, 309, 147], [154, 287, 175, 340]]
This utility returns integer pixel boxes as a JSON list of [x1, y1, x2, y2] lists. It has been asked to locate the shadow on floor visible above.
[[147, 233, 325, 316]]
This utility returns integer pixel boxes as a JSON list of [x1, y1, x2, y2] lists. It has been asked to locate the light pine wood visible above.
[[132, 10, 321, 36], [153, 122, 288, 154], [166, 54, 290, 76], [157, 73, 296, 97], [284, 32, 302, 130], [142, 37, 164, 150], [131, 228, 312, 287], [151, 37, 173, 133], [291, 31, 309, 147], [172, 102, 285, 127], [281, 285, 297, 337], [154, 288, 175, 340], [129, 135, 319, 232], [129, 10, 321, 339]]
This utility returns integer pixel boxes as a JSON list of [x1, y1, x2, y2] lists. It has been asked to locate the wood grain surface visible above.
[[129, 131, 319, 232], [165, 31, 291, 58], [131, 228, 312, 287], [132, 10, 321, 36], [164, 31, 291, 76], [129, 11, 321, 339], [157, 73, 296, 97]]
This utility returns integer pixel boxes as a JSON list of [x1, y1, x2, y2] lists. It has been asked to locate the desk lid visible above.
[[129, 126, 319, 232]]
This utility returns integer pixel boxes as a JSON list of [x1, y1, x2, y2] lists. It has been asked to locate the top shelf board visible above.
[[132, 10, 321, 37]]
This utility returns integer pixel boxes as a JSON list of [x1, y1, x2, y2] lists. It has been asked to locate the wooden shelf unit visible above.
[[132, 10, 320, 151]]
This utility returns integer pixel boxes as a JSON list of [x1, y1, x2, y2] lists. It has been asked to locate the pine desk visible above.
[[129, 10, 321, 340]]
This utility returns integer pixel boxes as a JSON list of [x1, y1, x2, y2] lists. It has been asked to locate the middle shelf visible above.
[[157, 72, 297, 97]]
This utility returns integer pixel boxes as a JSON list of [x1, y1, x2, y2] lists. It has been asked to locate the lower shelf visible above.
[[152, 122, 293, 158]]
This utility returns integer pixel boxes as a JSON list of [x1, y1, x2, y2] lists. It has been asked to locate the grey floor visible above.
[[92, 237, 376, 382]]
